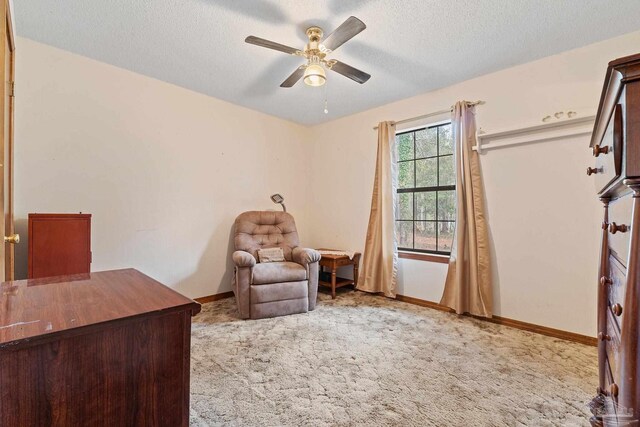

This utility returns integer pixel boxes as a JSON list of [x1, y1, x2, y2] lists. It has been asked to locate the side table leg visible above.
[[353, 259, 359, 289], [331, 266, 337, 299]]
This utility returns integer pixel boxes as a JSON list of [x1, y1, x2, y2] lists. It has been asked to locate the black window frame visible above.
[[395, 122, 455, 256]]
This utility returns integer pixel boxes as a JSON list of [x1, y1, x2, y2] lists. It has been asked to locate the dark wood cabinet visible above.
[[0, 268, 201, 426], [589, 53, 640, 426], [28, 213, 91, 279]]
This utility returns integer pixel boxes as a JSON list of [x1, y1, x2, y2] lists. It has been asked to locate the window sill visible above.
[[398, 251, 450, 264]]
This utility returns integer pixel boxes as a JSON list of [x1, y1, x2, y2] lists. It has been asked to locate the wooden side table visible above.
[[318, 250, 361, 299]]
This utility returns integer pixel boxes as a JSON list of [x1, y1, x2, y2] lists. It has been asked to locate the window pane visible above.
[[438, 190, 456, 220], [439, 154, 455, 186], [396, 133, 414, 161], [398, 161, 414, 189], [438, 221, 455, 252], [396, 221, 413, 248], [415, 221, 436, 251], [397, 193, 413, 220], [439, 124, 453, 155], [415, 128, 437, 158], [416, 158, 437, 187], [415, 191, 436, 220]]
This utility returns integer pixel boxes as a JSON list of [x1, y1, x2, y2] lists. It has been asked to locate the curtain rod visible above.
[[372, 100, 485, 130]]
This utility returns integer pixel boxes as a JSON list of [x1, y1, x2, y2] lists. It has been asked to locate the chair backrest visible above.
[[234, 211, 300, 261]]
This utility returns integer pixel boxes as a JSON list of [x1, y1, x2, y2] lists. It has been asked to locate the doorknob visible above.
[[4, 234, 19, 244]]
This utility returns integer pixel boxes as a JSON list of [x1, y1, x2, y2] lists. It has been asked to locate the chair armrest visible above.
[[232, 250, 256, 268], [232, 251, 254, 319], [293, 247, 320, 311], [292, 247, 321, 266]]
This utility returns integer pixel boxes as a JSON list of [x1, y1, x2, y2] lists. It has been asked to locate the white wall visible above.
[[305, 31, 640, 336], [14, 38, 310, 299]]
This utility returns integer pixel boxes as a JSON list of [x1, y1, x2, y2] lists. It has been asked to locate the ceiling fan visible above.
[[245, 16, 371, 88]]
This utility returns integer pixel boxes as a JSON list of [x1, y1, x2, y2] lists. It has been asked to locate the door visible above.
[[0, 0, 16, 281]]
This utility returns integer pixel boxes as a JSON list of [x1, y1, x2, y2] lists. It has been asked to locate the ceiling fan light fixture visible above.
[[245, 16, 369, 88], [303, 63, 326, 87]]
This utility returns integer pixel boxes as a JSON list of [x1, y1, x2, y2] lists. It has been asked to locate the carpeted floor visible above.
[[189, 290, 597, 426]]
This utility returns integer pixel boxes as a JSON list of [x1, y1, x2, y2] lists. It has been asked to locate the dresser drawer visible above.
[[607, 255, 627, 331], [603, 361, 618, 424], [608, 194, 633, 266], [605, 308, 621, 385], [592, 104, 623, 194]]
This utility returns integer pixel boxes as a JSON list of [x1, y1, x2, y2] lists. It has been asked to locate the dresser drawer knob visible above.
[[587, 167, 600, 176], [609, 222, 628, 234], [593, 144, 610, 157], [612, 303, 623, 317], [600, 276, 613, 286], [611, 383, 619, 398], [598, 332, 611, 341]]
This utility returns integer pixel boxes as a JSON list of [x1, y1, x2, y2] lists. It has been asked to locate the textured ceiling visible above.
[[14, 0, 640, 126]]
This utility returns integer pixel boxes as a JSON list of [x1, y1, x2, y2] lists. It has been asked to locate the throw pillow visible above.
[[257, 247, 285, 263]]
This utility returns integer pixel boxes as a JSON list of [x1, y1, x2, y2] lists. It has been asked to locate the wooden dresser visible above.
[[0, 269, 201, 426], [28, 213, 92, 279], [589, 53, 640, 426]]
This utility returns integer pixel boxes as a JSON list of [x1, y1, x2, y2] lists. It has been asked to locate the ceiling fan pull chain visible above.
[[323, 80, 329, 114]]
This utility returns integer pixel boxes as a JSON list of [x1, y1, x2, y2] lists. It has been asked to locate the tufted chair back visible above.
[[234, 211, 300, 261]]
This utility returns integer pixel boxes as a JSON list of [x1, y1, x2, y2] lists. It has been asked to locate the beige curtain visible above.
[[440, 102, 493, 317], [358, 121, 398, 298]]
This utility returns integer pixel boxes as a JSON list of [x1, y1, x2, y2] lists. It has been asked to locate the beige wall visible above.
[[14, 38, 309, 299], [305, 30, 640, 336], [14, 31, 640, 336]]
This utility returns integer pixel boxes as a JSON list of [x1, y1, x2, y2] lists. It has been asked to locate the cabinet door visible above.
[[28, 215, 91, 279]]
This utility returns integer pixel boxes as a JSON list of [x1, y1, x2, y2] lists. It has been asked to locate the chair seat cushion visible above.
[[252, 261, 307, 285]]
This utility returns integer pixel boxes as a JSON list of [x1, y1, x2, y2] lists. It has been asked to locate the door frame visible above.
[[2, 0, 15, 280]]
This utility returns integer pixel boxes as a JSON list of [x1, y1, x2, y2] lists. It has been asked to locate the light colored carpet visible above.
[[189, 290, 597, 426]]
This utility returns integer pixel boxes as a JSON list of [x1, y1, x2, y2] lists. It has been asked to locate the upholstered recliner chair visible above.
[[232, 211, 321, 319]]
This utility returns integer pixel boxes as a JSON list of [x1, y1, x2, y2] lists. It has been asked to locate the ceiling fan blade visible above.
[[245, 36, 300, 55], [329, 61, 371, 84], [322, 16, 366, 52], [280, 66, 305, 88]]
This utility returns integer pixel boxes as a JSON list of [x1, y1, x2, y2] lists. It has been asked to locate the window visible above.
[[395, 122, 455, 255]]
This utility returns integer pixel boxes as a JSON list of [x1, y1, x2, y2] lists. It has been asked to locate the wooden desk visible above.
[[0, 268, 201, 427], [318, 251, 361, 299]]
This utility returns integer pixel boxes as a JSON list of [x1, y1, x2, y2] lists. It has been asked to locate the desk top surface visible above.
[[0, 268, 200, 347], [316, 249, 361, 261]]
